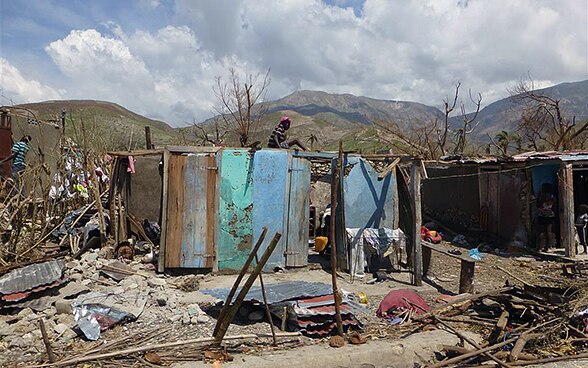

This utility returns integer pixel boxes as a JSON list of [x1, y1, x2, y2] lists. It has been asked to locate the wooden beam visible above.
[[157, 149, 170, 273], [144, 126, 152, 149], [559, 163, 575, 257], [330, 140, 344, 336], [411, 159, 423, 286], [377, 157, 400, 180], [459, 261, 475, 293]]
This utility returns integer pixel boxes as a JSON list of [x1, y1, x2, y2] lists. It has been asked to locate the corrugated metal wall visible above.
[[163, 148, 311, 272]]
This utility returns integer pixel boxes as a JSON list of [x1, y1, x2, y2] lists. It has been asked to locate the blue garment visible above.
[[11, 141, 29, 172]]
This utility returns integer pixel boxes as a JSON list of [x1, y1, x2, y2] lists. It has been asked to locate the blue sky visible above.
[[1, 0, 587, 126]]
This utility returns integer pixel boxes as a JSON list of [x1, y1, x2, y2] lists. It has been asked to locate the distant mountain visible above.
[[461, 79, 588, 138], [14, 100, 185, 150], [15, 79, 587, 152]]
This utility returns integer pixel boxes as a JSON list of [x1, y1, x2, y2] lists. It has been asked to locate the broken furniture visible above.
[[422, 240, 480, 293]]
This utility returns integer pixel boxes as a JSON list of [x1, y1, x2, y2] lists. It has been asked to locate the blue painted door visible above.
[[286, 157, 310, 267], [252, 150, 289, 270]]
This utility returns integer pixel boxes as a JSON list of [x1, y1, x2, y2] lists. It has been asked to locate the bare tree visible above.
[[213, 67, 271, 147], [453, 88, 482, 154], [192, 117, 229, 146], [509, 77, 588, 151], [373, 82, 483, 159]]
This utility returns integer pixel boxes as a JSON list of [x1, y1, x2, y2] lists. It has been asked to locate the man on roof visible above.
[[267, 116, 307, 150]]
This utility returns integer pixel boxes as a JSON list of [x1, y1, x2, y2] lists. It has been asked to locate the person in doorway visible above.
[[576, 204, 588, 254], [267, 116, 307, 150], [0, 135, 31, 180], [536, 182, 556, 252]]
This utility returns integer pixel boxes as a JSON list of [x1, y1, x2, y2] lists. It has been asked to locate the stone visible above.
[[61, 327, 78, 340], [17, 307, 34, 319], [187, 304, 203, 317], [54, 313, 76, 327], [24, 311, 40, 322], [329, 335, 345, 348], [44, 306, 57, 318], [196, 314, 210, 323], [55, 299, 72, 314], [65, 260, 80, 269], [148, 277, 167, 288], [81, 279, 92, 286], [70, 273, 83, 281], [154, 293, 167, 306], [82, 252, 99, 262], [0, 320, 15, 336], [182, 312, 191, 325], [169, 314, 182, 323]]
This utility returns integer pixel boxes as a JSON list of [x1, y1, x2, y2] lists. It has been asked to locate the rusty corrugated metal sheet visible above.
[[0, 111, 12, 177], [0, 259, 64, 295], [218, 149, 254, 271]]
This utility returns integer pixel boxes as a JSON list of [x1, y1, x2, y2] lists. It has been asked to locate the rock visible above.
[[169, 314, 182, 323], [44, 306, 57, 318], [54, 299, 72, 314], [82, 252, 99, 262], [154, 293, 167, 306], [98, 246, 115, 259], [148, 277, 167, 288], [182, 313, 191, 325], [187, 304, 203, 317], [329, 335, 345, 348], [177, 275, 200, 292], [17, 307, 34, 319], [0, 320, 15, 336], [65, 260, 80, 269], [81, 279, 92, 286], [190, 316, 200, 324], [54, 323, 68, 335], [61, 326, 78, 340], [196, 314, 210, 323], [70, 273, 83, 281], [24, 311, 40, 322], [54, 313, 76, 327]]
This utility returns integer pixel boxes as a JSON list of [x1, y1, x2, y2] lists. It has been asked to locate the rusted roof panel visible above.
[[0, 260, 64, 295]]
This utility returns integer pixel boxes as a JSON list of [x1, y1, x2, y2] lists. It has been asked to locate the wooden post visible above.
[[255, 253, 277, 346], [214, 232, 282, 345], [145, 126, 152, 149], [158, 150, 170, 273], [558, 163, 575, 257], [39, 318, 56, 363], [329, 141, 344, 337], [213, 227, 268, 337], [411, 159, 423, 286], [459, 261, 475, 293]]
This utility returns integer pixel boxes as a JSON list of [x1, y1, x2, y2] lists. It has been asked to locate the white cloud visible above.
[[0, 58, 63, 104], [8, 0, 584, 126]]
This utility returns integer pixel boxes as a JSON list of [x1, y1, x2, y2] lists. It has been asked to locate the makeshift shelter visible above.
[[423, 151, 588, 259], [110, 147, 421, 279]]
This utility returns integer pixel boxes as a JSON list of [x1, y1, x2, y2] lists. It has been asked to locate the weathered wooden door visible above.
[[285, 156, 310, 267], [164, 153, 216, 269]]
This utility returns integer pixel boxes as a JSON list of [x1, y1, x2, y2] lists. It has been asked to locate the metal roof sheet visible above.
[[0, 260, 64, 295], [201, 281, 335, 304]]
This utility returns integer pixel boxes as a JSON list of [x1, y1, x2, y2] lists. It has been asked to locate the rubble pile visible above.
[[0, 250, 224, 366]]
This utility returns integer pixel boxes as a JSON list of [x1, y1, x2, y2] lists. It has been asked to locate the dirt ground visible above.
[[0, 240, 582, 367]]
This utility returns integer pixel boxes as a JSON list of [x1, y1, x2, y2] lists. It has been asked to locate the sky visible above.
[[0, 0, 587, 127]]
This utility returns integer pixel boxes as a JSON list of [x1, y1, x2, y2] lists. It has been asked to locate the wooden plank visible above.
[[422, 240, 480, 263], [411, 159, 422, 286], [559, 163, 575, 257], [206, 154, 217, 270], [165, 154, 186, 268], [459, 260, 475, 293], [158, 149, 170, 273], [180, 155, 211, 268]]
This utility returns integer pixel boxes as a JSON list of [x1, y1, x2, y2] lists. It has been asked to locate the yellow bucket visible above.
[[359, 292, 368, 304], [314, 236, 328, 252]]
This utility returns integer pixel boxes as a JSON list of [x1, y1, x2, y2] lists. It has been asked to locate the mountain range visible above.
[[12, 79, 588, 152]]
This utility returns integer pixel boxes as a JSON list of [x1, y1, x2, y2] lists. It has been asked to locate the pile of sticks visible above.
[[422, 270, 588, 367]]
